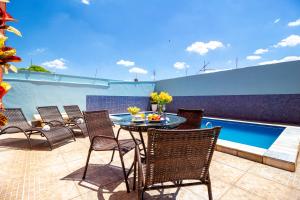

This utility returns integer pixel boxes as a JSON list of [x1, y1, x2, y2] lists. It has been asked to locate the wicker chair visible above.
[[135, 127, 221, 200], [177, 108, 204, 129], [82, 110, 138, 193], [63, 105, 88, 136], [0, 108, 75, 150], [37, 106, 85, 137]]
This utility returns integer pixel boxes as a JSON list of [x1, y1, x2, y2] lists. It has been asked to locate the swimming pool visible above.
[[111, 113, 285, 149], [202, 118, 284, 149]]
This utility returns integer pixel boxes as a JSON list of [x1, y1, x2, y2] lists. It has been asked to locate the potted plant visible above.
[[150, 92, 159, 112], [127, 106, 141, 121], [0, 1, 22, 126]]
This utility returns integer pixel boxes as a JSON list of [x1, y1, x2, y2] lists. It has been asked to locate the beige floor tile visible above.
[[210, 161, 245, 184], [188, 178, 232, 200], [213, 151, 256, 171], [1, 134, 299, 200], [220, 187, 264, 200], [236, 173, 294, 200], [248, 162, 296, 189]]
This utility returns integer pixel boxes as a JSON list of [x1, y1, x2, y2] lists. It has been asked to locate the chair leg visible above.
[[118, 150, 130, 193], [141, 190, 145, 200], [23, 132, 32, 149], [207, 176, 213, 200], [133, 151, 137, 191], [82, 147, 92, 179], [109, 149, 115, 164]]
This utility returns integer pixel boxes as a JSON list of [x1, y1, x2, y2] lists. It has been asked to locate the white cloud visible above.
[[259, 56, 300, 65], [254, 48, 268, 55], [274, 35, 300, 48], [129, 67, 148, 74], [173, 62, 189, 70], [186, 40, 224, 55], [246, 55, 261, 60], [81, 0, 90, 5], [274, 18, 280, 24], [28, 48, 46, 56], [41, 58, 67, 69], [200, 68, 232, 74], [288, 18, 300, 27], [116, 59, 135, 67]]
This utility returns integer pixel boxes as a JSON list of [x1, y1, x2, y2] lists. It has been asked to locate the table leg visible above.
[[138, 130, 147, 158]]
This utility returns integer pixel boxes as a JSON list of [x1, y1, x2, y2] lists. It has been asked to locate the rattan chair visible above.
[[135, 127, 221, 200], [177, 108, 204, 129], [63, 105, 88, 136], [82, 110, 138, 193], [0, 108, 75, 150], [37, 106, 85, 137]]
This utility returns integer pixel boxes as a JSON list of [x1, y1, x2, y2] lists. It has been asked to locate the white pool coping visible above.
[[205, 116, 300, 171]]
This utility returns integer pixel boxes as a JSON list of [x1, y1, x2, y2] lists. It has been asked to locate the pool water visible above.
[[111, 113, 285, 149], [202, 118, 285, 149]]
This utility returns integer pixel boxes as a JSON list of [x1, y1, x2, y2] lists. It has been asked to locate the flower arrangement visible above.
[[0, 0, 22, 126], [150, 91, 172, 114], [127, 106, 141, 115], [157, 91, 172, 105], [150, 91, 173, 105]]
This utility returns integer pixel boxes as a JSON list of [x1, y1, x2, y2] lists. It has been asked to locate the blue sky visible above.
[[6, 0, 300, 81]]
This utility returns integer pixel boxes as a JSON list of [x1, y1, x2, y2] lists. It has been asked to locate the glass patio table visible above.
[[111, 113, 187, 157]]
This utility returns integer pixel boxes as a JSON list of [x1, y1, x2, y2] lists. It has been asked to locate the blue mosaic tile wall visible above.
[[166, 94, 300, 125], [86, 95, 150, 114]]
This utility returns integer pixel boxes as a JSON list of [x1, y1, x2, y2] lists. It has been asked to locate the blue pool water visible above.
[[202, 118, 284, 149], [111, 113, 285, 149]]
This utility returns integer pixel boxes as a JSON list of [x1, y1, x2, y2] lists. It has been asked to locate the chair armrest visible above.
[[1, 126, 27, 135]]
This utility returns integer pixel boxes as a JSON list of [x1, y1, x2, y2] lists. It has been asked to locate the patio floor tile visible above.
[[0, 126, 299, 199]]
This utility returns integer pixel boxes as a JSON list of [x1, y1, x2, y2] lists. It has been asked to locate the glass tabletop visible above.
[[111, 113, 186, 129]]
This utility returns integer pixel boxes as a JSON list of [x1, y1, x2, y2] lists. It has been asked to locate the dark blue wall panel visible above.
[[86, 95, 150, 114], [166, 94, 300, 125]]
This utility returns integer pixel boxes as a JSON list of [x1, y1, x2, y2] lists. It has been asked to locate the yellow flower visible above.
[[157, 91, 173, 104], [150, 92, 159, 103], [127, 106, 141, 115]]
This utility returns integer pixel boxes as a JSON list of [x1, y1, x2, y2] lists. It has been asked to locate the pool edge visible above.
[[216, 125, 300, 172]]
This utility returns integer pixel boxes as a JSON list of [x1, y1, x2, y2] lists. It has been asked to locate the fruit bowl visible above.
[[147, 114, 163, 123]]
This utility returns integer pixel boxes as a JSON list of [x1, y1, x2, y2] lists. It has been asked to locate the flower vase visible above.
[[158, 104, 166, 116], [151, 104, 158, 112]]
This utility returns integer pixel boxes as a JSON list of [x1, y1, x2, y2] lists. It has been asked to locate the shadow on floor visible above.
[[62, 164, 181, 199], [0, 137, 74, 151]]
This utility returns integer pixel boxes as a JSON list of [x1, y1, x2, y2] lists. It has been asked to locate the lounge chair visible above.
[[82, 110, 138, 193], [135, 127, 221, 200], [0, 108, 75, 150], [63, 105, 88, 136], [177, 108, 204, 129], [37, 106, 85, 137]]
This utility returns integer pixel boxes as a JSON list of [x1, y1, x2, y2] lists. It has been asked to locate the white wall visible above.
[[155, 61, 300, 96]]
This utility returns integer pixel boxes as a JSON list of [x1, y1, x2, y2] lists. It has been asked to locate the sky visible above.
[[5, 0, 300, 81]]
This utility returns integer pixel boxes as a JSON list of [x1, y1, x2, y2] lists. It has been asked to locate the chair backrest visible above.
[[145, 127, 221, 186], [177, 108, 204, 129], [83, 110, 115, 142], [63, 105, 83, 120], [1, 108, 31, 132], [36, 106, 64, 123]]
